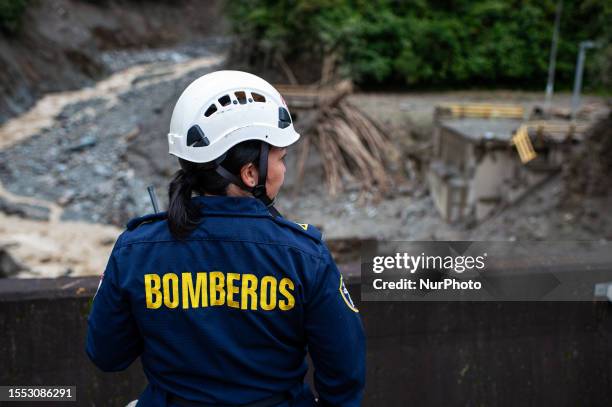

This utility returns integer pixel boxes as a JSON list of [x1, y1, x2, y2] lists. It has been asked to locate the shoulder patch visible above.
[[126, 212, 168, 231], [339, 275, 359, 312], [272, 217, 323, 241]]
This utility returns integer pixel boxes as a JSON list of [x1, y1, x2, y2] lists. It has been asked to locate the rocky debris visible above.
[[55, 98, 108, 122], [64, 134, 98, 153], [100, 38, 231, 73], [0, 245, 27, 278], [563, 109, 612, 199], [468, 175, 612, 241], [0, 53, 223, 227], [0, 196, 50, 221]]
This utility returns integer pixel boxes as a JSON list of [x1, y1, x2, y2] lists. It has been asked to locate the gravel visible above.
[[0, 196, 50, 221]]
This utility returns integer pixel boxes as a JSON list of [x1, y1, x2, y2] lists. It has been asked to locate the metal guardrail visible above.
[[523, 120, 590, 137], [440, 103, 526, 119], [511, 121, 590, 164]]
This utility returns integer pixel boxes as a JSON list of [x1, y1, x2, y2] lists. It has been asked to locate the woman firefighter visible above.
[[85, 70, 366, 407]]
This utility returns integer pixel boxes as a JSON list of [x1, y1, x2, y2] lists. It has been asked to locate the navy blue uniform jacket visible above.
[[86, 195, 366, 406]]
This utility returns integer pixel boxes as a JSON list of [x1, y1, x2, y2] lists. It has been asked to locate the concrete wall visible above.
[[362, 301, 612, 406], [0, 277, 146, 406], [1, 275, 611, 406]]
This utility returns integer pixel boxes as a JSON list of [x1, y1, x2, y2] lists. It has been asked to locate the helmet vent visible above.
[[204, 104, 218, 117], [251, 92, 266, 103], [234, 91, 247, 105], [278, 107, 292, 129], [218, 95, 231, 106], [187, 125, 210, 147]]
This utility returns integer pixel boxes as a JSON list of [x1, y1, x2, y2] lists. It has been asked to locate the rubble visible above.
[[0, 196, 50, 221], [427, 103, 597, 223], [563, 108, 612, 199], [0, 245, 26, 278]]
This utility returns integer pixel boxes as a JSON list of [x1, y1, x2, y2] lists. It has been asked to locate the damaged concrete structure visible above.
[[428, 104, 587, 222]]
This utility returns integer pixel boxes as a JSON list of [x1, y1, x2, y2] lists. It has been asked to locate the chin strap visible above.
[[215, 142, 282, 218]]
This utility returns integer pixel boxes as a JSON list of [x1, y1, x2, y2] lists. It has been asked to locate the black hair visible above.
[[167, 140, 262, 239]]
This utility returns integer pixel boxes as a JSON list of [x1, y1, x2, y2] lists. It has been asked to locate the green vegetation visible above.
[[228, 0, 612, 91], [0, 0, 28, 34]]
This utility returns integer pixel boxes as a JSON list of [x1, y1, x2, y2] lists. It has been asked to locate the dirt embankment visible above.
[[0, 0, 226, 124]]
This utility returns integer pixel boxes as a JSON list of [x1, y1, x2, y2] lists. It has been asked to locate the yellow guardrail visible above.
[[511, 121, 588, 164], [441, 103, 525, 119], [523, 121, 589, 136]]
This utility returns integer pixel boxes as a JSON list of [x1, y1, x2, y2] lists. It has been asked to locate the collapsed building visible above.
[[428, 104, 590, 222]]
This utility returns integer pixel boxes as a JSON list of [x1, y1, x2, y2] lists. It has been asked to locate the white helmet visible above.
[[167, 70, 300, 215], [168, 70, 300, 163]]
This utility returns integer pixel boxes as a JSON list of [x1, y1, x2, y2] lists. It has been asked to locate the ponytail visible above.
[[167, 140, 262, 240], [167, 169, 202, 239]]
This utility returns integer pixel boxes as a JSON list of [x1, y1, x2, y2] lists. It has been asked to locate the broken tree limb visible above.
[[278, 80, 397, 199]]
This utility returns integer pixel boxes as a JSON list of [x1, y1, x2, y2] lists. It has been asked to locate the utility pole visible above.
[[571, 41, 596, 120], [544, 1, 562, 112]]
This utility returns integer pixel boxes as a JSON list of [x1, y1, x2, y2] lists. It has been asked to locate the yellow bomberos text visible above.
[[144, 272, 295, 311]]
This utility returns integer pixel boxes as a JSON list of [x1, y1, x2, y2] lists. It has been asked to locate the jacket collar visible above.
[[191, 195, 271, 217]]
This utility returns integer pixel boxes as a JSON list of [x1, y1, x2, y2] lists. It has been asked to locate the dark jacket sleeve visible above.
[[305, 246, 366, 406], [85, 240, 143, 372]]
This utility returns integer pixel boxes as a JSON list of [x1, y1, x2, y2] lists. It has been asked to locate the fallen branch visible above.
[[280, 81, 397, 199]]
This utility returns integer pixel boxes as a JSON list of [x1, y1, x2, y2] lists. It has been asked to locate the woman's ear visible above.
[[239, 162, 259, 188]]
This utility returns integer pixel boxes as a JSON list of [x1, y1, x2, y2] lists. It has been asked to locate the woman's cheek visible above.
[[272, 166, 282, 187]]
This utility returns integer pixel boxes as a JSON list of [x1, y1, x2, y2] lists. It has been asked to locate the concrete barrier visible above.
[[0, 277, 146, 406], [1, 274, 610, 406]]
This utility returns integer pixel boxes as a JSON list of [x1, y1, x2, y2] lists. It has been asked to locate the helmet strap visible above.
[[215, 142, 282, 217]]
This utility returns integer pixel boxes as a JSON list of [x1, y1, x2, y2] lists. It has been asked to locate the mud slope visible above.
[[0, 0, 226, 124]]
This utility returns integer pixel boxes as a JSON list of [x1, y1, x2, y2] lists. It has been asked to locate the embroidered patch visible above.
[[339, 275, 358, 312]]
